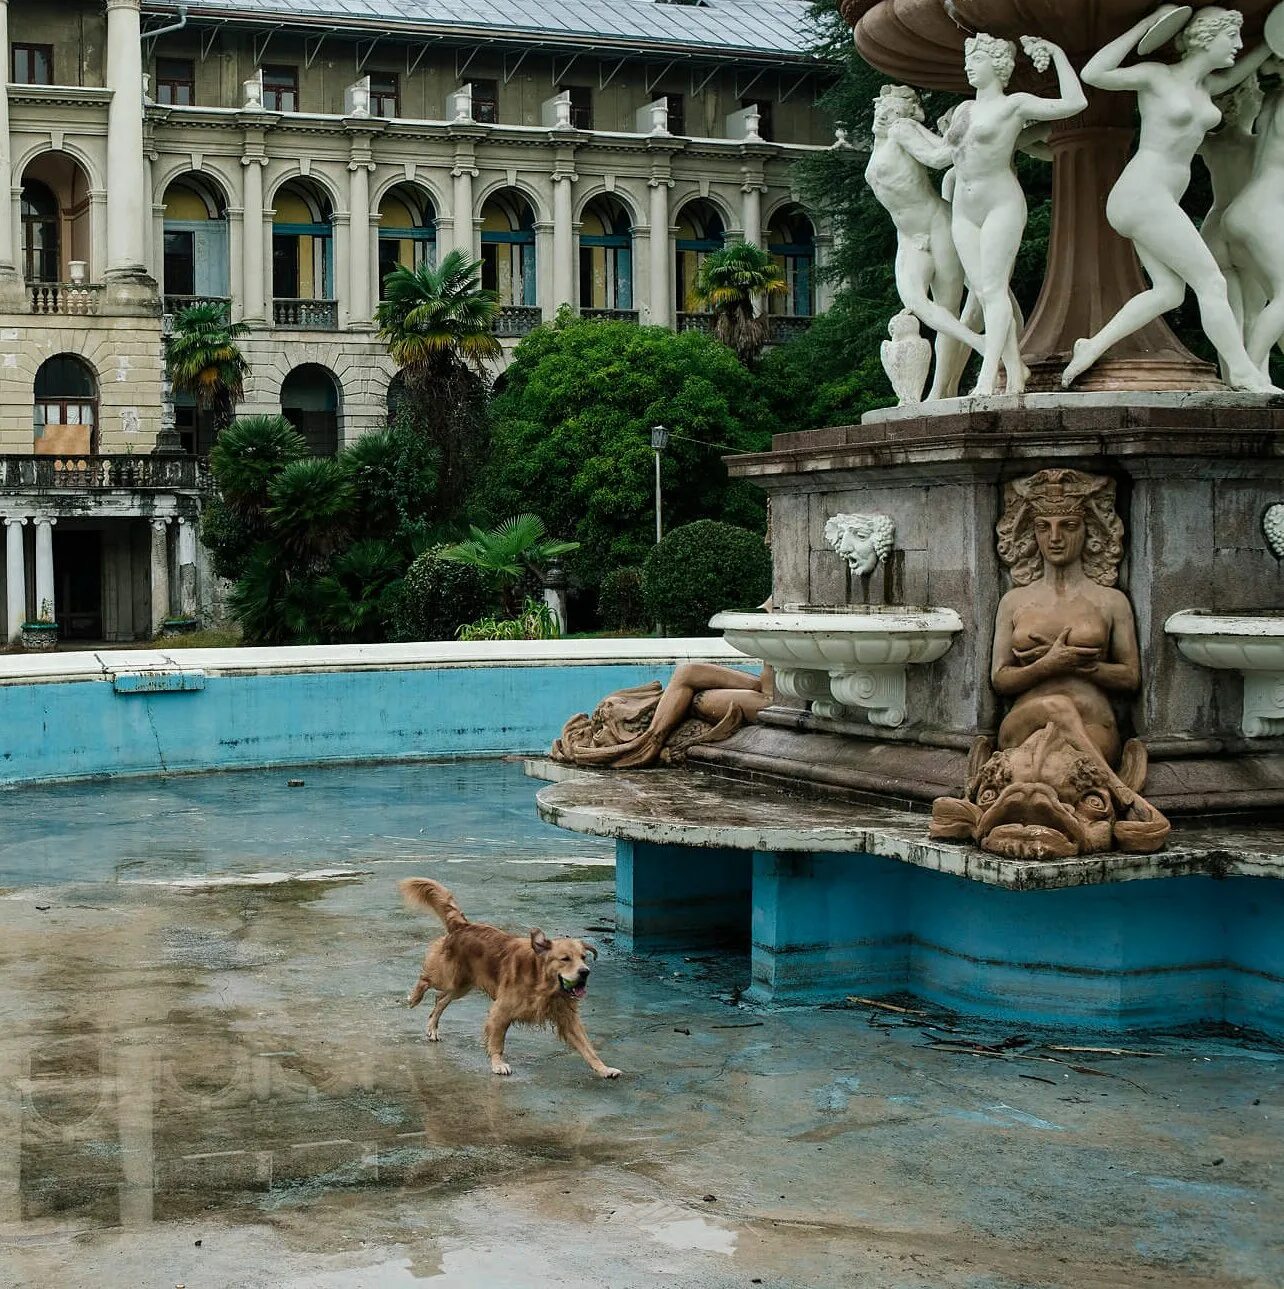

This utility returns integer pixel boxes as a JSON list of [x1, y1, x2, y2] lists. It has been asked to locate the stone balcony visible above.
[[0, 454, 204, 491]]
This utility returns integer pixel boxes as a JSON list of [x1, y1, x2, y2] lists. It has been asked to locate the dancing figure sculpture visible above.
[[942, 33, 1086, 396], [1063, 5, 1278, 391], [1224, 59, 1284, 372], [865, 84, 981, 400], [930, 469, 1171, 860]]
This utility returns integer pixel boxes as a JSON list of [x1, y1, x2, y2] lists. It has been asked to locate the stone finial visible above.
[[824, 513, 896, 578], [1265, 503, 1284, 558]]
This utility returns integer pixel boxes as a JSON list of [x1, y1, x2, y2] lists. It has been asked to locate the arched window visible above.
[[281, 364, 341, 456], [21, 180, 59, 283], [674, 200, 725, 321], [480, 191, 537, 308], [378, 185, 437, 300], [162, 175, 230, 307], [768, 208, 817, 318], [34, 354, 98, 454], [273, 180, 335, 326], [579, 196, 634, 314]]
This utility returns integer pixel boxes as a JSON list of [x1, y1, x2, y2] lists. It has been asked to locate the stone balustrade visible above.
[[0, 454, 203, 490], [29, 283, 104, 316]]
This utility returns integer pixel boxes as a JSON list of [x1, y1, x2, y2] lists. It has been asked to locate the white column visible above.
[[177, 518, 198, 618], [552, 169, 576, 312], [0, 1, 14, 274], [241, 155, 266, 323], [4, 517, 26, 641], [104, 0, 149, 277], [741, 181, 764, 249], [150, 519, 170, 635], [33, 518, 55, 624], [648, 177, 672, 328], [333, 212, 350, 323], [347, 134, 373, 327], [451, 159, 475, 259]]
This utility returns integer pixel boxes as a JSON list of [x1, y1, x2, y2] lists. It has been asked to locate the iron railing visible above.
[[29, 283, 103, 316], [272, 298, 339, 330], [581, 308, 639, 324], [492, 305, 543, 338], [0, 454, 202, 490], [767, 315, 815, 343]]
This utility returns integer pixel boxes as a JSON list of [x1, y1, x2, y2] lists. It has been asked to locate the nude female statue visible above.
[[551, 663, 773, 769], [930, 469, 1170, 859], [1224, 59, 1284, 372], [1063, 5, 1278, 391], [940, 33, 1086, 396], [865, 84, 981, 400]]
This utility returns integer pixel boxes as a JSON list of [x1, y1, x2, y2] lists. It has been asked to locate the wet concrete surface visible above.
[[0, 761, 1280, 1288]]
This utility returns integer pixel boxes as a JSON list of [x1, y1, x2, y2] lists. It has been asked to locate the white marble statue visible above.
[[824, 513, 896, 579], [941, 33, 1087, 396], [1063, 5, 1278, 392], [881, 309, 933, 404], [1224, 59, 1284, 373], [1200, 74, 1266, 366], [865, 85, 981, 401]]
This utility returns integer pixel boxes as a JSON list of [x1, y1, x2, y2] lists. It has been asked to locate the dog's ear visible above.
[[530, 929, 552, 954], [582, 942, 598, 960]]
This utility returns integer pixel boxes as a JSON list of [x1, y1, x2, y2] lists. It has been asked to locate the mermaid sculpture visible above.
[[930, 469, 1171, 860]]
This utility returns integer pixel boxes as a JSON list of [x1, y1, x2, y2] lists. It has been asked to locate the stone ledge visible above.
[[535, 769, 1284, 891]]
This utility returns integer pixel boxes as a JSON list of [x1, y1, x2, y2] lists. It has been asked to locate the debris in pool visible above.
[[702, 1194, 717, 1203], [287, 779, 305, 788], [674, 1027, 691, 1036], [122, 868, 371, 889], [35, 905, 50, 911]]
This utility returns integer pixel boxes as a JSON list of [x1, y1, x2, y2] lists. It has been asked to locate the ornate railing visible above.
[[272, 298, 339, 330], [492, 305, 543, 338], [164, 293, 233, 316], [30, 283, 104, 316], [581, 308, 639, 324], [676, 311, 715, 334], [768, 315, 815, 343], [0, 454, 203, 490]]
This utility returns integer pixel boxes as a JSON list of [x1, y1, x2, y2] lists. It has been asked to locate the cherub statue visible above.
[[824, 513, 896, 578], [930, 469, 1170, 860]]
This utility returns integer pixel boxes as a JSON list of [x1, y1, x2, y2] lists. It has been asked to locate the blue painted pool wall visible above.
[[614, 842, 1283, 1035], [616, 840, 752, 952], [0, 663, 685, 786]]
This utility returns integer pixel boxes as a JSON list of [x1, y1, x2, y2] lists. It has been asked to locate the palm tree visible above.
[[165, 301, 251, 438], [441, 513, 579, 615], [693, 241, 787, 366], [375, 249, 502, 513]]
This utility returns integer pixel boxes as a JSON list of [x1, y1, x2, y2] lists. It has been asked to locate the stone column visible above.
[[150, 519, 171, 635], [4, 517, 26, 641], [33, 518, 55, 624], [0, 1, 16, 281], [552, 163, 577, 312], [451, 146, 477, 259], [240, 150, 267, 324], [740, 177, 764, 250], [646, 148, 674, 328], [176, 518, 198, 618], [104, 0, 150, 281], [347, 132, 375, 329]]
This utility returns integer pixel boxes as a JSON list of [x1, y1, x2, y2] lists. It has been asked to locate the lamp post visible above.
[[650, 424, 670, 544]]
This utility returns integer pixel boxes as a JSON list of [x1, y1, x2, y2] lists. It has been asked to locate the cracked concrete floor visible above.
[[0, 761, 1280, 1289]]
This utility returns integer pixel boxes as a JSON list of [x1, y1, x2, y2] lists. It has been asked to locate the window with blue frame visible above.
[[767, 208, 817, 316], [579, 196, 633, 311], [480, 191, 537, 307]]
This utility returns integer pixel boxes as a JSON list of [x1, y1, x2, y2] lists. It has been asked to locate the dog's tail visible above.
[[399, 877, 469, 932]]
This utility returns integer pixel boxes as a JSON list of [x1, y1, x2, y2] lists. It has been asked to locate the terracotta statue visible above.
[[551, 663, 773, 769], [1064, 5, 1278, 391], [930, 469, 1171, 860]]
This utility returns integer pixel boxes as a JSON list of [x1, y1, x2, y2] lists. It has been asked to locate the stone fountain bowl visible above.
[[1166, 609, 1284, 738], [710, 607, 964, 670]]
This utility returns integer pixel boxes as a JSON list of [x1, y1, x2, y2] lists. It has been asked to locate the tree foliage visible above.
[[468, 318, 777, 584], [642, 520, 772, 637], [693, 241, 787, 365], [394, 546, 494, 642], [165, 301, 251, 432]]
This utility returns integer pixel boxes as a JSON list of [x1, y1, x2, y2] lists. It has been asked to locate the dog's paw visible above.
[[491, 1061, 512, 1076], [599, 1067, 623, 1079], [425, 1030, 440, 1042]]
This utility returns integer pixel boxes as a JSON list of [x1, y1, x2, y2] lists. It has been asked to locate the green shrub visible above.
[[199, 495, 261, 583], [642, 520, 771, 636], [456, 597, 560, 641], [266, 458, 355, 564], [394, 545, 494, 641], [340, 416, 441, 542], [208, 415, 307, 512], [598, 566, 646, 632]]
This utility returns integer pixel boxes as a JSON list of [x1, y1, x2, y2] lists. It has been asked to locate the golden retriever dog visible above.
[[399, 877, 621, 1079]]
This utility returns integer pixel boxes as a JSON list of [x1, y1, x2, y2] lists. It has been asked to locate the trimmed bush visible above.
[[394, 545, 494, 641], [642, 520, 771, 637], [598, 566, 646, 632]]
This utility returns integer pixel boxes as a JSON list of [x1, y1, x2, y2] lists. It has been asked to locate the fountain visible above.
[[535, 1, 1284, 1035]]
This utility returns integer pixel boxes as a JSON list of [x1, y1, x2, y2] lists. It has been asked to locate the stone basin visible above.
[[709, 607, 963, 729], [1166, 610, 1284, 738]]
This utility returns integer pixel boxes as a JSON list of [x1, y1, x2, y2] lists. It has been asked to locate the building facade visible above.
[[0, 0, 833, 643]]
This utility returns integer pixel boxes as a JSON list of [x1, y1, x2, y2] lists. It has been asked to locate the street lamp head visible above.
[[650, 425, 670, 452]]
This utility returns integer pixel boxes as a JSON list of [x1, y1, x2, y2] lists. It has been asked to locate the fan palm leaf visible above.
[[165, 301, 251, 430]]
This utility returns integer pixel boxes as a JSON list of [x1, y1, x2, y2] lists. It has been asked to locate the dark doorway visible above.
[[55, 530, 103, 640]]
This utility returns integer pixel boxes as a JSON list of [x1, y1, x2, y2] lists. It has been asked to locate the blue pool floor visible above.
[[0, 761, 1280, 1288]]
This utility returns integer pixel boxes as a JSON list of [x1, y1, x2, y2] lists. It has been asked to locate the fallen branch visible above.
[[845, 996, 928, 1016]]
